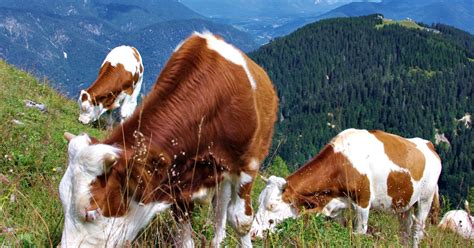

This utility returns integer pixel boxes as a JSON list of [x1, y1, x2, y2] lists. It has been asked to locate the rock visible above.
[[11, 119, 24, 125], [24, 99, 47, 113]]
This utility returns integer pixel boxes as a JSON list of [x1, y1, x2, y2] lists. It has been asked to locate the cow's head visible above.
[[59, 132, 169, 247], [78, 90, 106, 124], [250, 176, 297, 239]]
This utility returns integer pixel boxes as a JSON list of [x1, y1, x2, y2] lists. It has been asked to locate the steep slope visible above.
[[250, 15, 473, 202]]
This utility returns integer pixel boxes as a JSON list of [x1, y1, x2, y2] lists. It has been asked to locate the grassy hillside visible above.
[[0, 60, 472, 246], [0, 59, 106, 246]]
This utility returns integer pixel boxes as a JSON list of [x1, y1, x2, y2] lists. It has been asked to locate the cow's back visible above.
[[244, 56, 278, 162], [331, 129, 441, 211]]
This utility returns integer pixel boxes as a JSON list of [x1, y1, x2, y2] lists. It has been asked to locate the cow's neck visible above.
[[99, 103, 227, 211], [283, 144, 371, 211], [282, 145, 346, 211]]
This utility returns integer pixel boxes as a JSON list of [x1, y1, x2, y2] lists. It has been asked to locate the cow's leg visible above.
[[120, 94, 137, 122], [120, 77, 142, 122], [413, 196, 433, 247], [172, 202, 195, 248], [227, 170, 257, 248], [211, 178, 232, 247], [397, 209, 413, 246], [353, 206, 370, 234]]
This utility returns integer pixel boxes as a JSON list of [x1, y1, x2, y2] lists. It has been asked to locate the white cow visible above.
[[438, 201, 474, 239]]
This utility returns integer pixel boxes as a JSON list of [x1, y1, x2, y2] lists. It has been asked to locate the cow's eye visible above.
[[269, 219, 274, 225]]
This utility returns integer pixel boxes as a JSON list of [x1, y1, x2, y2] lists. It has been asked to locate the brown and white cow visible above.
[[59, 32, 278, 247], [250, 129, 441, 247], [438, 201, 474, 239], [78, 45, 143, 124]]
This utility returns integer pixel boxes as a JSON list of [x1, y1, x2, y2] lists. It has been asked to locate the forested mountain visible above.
[[250, 14, 473, 203], [0, 0, 256, 96], [319, 0, 474, 34]]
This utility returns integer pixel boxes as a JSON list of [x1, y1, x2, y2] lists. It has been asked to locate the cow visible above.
[[59, 32, 278, 247], [78, 45, 144, 124], [438, 201, 474, 239], [250, 129, 441, 247]]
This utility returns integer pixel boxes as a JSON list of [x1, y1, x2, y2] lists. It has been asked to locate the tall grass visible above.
[[0, 60, 472, 247]]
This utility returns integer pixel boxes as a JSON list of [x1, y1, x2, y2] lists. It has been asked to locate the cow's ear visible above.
[[64, 132, 76, 143], [103, 153, 118, 172]]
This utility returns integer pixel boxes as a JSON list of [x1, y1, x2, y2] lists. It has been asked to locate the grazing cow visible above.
[[250, 129, 441, 247], [438, 201, 474, 239], [78, 45, 143, 124], [59, 32, 278, 247]]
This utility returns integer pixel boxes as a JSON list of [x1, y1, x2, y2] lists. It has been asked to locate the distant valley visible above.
[[0, 0, 256, 96], [182, 0, 474, 44]]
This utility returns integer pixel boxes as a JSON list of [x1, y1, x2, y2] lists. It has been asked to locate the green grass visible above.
[[0, 60, 472, 247], [375, 18, 425, 30]]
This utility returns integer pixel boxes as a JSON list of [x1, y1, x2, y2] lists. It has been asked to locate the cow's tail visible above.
[[429, 185, 440, 225]]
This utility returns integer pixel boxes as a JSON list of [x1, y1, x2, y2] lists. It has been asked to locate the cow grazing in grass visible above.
[[438, 201, 474, 239], [78, 45, 143, 124], [250, 129, 441, 247], [59, 32, 278, 247]]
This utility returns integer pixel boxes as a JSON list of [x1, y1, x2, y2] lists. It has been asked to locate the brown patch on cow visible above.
[[426, 141, 441, 161], [283, 145, 371, 210], [139, 64, 144, 73], [131, 47, 141, 63], [387, 171, 413, 210], [86, 62, 136, 108], [370, 130, 425, 181], [85, 33, 278, 218]]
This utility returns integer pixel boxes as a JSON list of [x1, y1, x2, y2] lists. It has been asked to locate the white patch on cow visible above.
[[59, 134, 172, 247], [250, 176, 297, 239], [227, 194, 252, 233], [239, 172, 253, 186], [60, 200, 171, 247], [102, 45, 141, 74], [191, 187, 208, 201], [119, 74, 142, 122], [439, 210, 474, 239], [78, 100, 106, 124], [321, 197, 350, 218], [248, 158, 260, 171], [173, 39, 185, 52], [212, 179, 232, 247], [194, 31, 257, 89], [176, 220, 195, 248]]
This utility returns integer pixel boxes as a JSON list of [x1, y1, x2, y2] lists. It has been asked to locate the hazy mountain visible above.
[[180, 0, 381, 44], [318, 0, 474, 34], [0, 1, 256, 97]]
